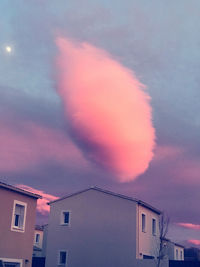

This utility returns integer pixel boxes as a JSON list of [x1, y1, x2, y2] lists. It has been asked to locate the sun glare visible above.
[[5, 46, 12, 53]]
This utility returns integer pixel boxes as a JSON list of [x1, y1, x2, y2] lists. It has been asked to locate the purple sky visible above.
[[1, 0, 200, 247]]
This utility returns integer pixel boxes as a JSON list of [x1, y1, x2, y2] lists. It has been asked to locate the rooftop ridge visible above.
[[48, 186, 161, 214], [0, 180, 41, 199]]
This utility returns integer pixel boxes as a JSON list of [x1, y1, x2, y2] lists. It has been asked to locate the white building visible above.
[[45, 187, 167, 267], [162, 238, 184, 261]]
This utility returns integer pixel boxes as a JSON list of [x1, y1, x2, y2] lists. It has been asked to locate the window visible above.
[[142, 214, 146, 232], [35, 233, 40, 243], [176, 249, 178, 260], [11, 200, 27, 232], [152, 218, 156, 235], [59, 251, 67, 266], [180, 250, 183, 260], [61, 211, 70, 225]]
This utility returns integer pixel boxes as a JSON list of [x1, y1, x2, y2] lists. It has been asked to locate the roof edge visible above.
[[48, 186, 161, 214], [0, 181, 41, 199]]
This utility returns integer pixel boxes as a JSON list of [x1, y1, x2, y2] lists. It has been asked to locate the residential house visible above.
[[162, 238, 184, 261], [33, 225, 44, 257], [32, 224, 48, 258], [0, 181, 41, 267], [45, 187, 167, 267]]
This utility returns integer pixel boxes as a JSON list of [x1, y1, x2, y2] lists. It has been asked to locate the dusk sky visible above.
[[1, 0, 200, 247]]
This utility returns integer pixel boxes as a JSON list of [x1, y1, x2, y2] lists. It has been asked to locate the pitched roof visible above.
[[0, 181, 41, 199], [48, 186, 161, 214], [162, 237, 184, 248]]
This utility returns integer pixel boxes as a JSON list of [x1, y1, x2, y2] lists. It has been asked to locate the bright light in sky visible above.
[[5, 46, 12, 53]]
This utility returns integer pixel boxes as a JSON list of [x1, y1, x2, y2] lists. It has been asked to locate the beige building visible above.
[[0, 181, 41, 267]]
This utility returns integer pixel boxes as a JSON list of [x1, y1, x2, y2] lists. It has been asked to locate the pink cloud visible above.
[[188, 240, 200, 246], [56, 37, 155, 182], [17, 184, 58, 214], [177, 223, 200, 230], [0, 121, 87, 172], [153, 145, 183, 162]]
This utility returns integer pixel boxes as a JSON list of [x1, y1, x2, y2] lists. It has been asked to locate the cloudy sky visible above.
[[1, 0, 200, 247]]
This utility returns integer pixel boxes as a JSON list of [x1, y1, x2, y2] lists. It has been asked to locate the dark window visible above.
[[13, 203, 25, 229], [152, 218, 156, 235], [62, 212, 70, 225], [14, 214, 20, 227], [143, 255, 154, 259], [59, 251, 67, 264], [35, 233, 40, 243], [142, 214, 146, 232]]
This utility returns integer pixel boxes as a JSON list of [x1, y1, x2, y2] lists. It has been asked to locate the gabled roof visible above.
[[174, 242, 185, 248], [0, 181, 41, 199], [48, 186, 161, 215], [162, 237, 185, 248]]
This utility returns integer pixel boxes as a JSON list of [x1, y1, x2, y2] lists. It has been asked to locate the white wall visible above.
[[34, 230, 43, 249], [174, 245, 184, 261], [46, 189, 138, 267], [137, 205, 160, 259]]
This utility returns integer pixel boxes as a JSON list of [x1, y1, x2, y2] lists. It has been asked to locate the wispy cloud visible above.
[[0, 120, 87, 172], [176, 223, 200, 230], [188, 240, 200, 246], [153, 145, 184, 162], [17, 184, 58, 214]]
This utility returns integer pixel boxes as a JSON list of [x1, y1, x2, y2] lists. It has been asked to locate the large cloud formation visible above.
[[56, 37, 155, 182]]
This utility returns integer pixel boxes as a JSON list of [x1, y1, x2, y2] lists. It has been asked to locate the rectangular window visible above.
[[11, 201, 27, 232], [180, 250, 183, 260], [35, 233, 40, 243], [142, 214, 146, 232], [152, 218, 156, 235], [61, 211, 70, 225], [59, 251, 67, 265], [176, 249, 178, 260]]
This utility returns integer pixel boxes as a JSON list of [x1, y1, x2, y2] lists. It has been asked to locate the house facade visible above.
[[162, 238, 184, 261], [0, 181, 40, 267], [45, 187, 165, 267], [33, 225, 44, 257]]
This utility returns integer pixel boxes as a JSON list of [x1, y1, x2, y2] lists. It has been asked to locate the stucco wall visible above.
[[137, 205, 160, 259], [46, 189, 137, 267], [0, 187, 37, 267], [174, 245, 184, 261]]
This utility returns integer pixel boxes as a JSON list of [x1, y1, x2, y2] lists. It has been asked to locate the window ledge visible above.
[[11, 227, 25, 233]]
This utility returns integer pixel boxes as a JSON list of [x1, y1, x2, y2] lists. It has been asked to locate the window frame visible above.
[[58, 250, 68, 266], [0, 258, 23, 267], [152, 218, 156, 236], [11, 200, 27, 233], [60, 211, 71, 226], [175, 249, 178, 260], [35, 233, 40, 244], [141, 213, 146, 233], [180, 250, 183, 260]]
